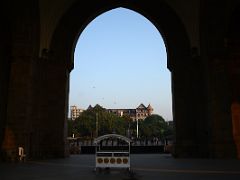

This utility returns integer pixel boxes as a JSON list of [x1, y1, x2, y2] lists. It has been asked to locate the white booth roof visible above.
[[94, 134, 132, 144]]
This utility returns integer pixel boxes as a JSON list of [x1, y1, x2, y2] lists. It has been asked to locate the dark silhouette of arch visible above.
[[50, 0, 191, 72], [49, 0, 192, 158]]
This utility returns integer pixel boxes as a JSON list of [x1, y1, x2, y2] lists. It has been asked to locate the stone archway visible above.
[[1, 0, 240, 161], [47, 0, 200, 158]]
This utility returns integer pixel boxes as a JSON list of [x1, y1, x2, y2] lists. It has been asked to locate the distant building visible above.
[[107, 103, 153, 121], [70, 105, 84, 120], [70, 103, 154, 121]]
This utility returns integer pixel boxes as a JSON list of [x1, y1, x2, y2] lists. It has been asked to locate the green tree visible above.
[[139, 114, 169, 139], [70, 104, 130, 138], [67, 119, 74, 137], [68, 105, 174, 140]]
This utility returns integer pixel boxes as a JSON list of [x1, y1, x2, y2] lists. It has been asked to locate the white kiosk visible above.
[[94, 134, 131, 171]]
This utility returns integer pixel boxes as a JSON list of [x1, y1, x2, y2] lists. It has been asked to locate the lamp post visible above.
[[96, 112, 98, 137], [137, 118, 139, 138]]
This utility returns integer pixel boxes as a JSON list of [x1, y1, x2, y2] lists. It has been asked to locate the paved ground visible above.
[[1, 154, 240, 180]]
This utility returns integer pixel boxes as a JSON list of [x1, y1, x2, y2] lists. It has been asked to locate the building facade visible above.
[[71, 103, 153, 121], [108, 103, 153, 121], [70, 105, 84, 120]]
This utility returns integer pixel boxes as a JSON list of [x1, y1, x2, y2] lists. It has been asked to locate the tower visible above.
[[147, 104, 153, 115]]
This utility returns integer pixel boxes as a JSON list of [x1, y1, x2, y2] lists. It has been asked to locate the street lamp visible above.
[[137, 118, 139, 138], [96, 112, 98, 137]]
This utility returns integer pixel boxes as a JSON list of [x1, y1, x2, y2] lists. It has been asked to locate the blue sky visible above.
[[69, 8, 173, 120]]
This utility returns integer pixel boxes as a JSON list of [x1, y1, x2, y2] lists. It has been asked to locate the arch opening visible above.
[[68, 8, 173, 153], [48, 0, 193, 159]]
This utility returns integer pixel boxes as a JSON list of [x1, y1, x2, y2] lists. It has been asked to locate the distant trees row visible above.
[[68, 104, 173, 140]]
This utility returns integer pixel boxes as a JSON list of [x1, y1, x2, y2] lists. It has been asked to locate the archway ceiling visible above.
[[39, 0, 200, 57]]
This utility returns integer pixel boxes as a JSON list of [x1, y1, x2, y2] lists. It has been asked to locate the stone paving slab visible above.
[[1, 154, 240, 180]]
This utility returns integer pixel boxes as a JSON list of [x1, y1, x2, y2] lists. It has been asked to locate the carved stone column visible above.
[[227, 39, 240, 159], [2, 0, 40, 161], [30, 50, 69, 158]]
